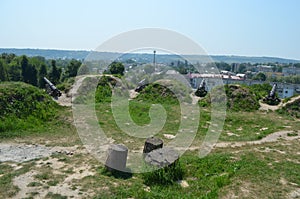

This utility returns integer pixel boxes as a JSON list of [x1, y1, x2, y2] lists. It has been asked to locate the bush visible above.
[[247, 83, 272, 101], [277, 98, 300, 118], [199, 84, 260, 111], [56, 77, 75, 93], [136, 81, 191, 104], [142, 161, 185, 185]]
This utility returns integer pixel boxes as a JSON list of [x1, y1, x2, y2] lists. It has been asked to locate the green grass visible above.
[[1, 78, 300, 198], [45, 192, 67, 199], [221, 111, 288, 141], [96, 97, 299, 145], [142, 161, 185, 185], [0, 81, 66, 138]]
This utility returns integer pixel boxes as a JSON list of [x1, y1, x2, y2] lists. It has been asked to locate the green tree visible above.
[[0, 59, 8, 81], [7, 60, 22, 81], [109, 62, 124, 76], [238, 64, 247, 73], [1, 53, 16, 64], [49, 60, 61, 84], [65, 59, 82, 77], [38, 64, 47, 88], [253, 72, 267, 81], [21, 55, 29, 82], [21, 56, 38, 86]]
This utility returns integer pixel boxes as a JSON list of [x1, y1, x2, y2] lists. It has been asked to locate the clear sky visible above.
[[1, 0, 299, 60]]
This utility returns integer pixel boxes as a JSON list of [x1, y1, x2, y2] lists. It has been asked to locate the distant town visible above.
[[1, 48, 300, 99]]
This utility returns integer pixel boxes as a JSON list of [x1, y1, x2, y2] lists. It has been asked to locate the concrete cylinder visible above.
[[143, 137, 163, 154], [105, 144, 128, 171]]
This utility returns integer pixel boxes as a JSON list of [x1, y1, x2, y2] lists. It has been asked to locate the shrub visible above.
[[199, 84, 260, 111], [277, 98, 300, 118], [142, 161, 185, 185]]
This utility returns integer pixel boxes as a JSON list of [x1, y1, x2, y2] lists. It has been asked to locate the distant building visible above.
[[256, 65, 273, 73], [282, 67, 300, 76], [188, 73, 245, 91]]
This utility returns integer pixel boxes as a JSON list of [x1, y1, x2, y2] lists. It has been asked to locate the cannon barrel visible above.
[[43, 77, 58, 91], [269, 83, 277, 98], [199, 79, 206, 89], [135, 79, 147, 92], [138, 78, 146, 86], [43, 77, 62, 98]]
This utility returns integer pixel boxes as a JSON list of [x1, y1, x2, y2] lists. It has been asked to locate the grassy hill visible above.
[[199, 84, 266, 112], [0, 82, 61, 137]]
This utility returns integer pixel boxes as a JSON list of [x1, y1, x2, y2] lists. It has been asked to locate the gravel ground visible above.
[[0, 143, 52, 162]]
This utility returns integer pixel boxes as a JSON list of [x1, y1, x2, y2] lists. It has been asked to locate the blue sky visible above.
[[1, 0, 300, 59]]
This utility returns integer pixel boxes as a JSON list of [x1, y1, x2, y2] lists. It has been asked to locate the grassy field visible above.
[[0, 82, 300, 198]]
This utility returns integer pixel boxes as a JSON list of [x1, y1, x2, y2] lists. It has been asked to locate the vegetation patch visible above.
[[0, 82, 61, 135], [142, 161, 185, 185], [136, 81, 191, 104], [200, 84, 260, 111], [277, 98, 300, 118]]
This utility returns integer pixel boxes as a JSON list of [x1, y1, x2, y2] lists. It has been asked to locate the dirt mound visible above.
[[0, 82, 60, 134], [226, 85, 260, 111], [0, 82, 58, 119], [199, 84, 260, 111], [136, 80, 192, 104]]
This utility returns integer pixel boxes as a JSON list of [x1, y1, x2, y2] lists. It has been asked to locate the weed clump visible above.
[[142, 161, 185, 185]]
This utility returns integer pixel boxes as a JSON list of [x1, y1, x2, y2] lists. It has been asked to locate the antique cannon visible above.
[[195, 79, 208, 97], [135, 79, 148, 92], [43, 77, 62, 98], [263, 83, 280, 105]]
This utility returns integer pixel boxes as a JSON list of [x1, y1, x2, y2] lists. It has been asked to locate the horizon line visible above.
[[0, 47, 299, 61]]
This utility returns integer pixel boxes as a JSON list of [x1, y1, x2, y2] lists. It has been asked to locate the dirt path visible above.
[[190, 92, 201, 105], [55, 93, 71, 107], [215, 130, 300, 148], [56, 74, 117, 107]]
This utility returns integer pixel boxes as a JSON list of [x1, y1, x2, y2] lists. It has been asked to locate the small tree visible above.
[[7, 61, 22, 81], [65, 59, 82, 78], [38, 64, 47, 88], [0, 60, 8, 81], [21, 55, 29, 82], [49, 60, 61, 84], [21, 55, 37, 86], [109, 62, 124, 76], [253, 72, 266, 81]]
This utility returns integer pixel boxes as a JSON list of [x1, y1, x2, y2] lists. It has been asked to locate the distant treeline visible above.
[[0, 53, 82, 88]]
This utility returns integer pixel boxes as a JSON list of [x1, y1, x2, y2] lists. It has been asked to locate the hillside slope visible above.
[[0, 82, 60, 134]]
